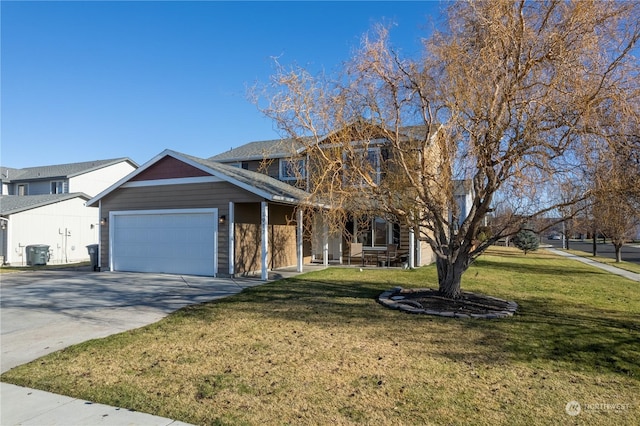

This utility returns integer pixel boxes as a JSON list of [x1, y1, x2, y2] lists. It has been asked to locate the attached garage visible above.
[[110, 209, 218, 276], [89, 150, 312, 278]]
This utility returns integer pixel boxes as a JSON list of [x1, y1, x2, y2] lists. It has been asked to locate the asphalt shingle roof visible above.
[[183, 152, 311, 204], [0, 193, 91, 216], [87, 150, 315, 207], [208, 138, 308, 162], [0, 158, 136, 182], [208, 126, 436, 163]]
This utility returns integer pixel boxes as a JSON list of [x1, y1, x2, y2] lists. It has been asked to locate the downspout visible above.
[[0, 217, 8, 265], [98, 200, 102, 270]]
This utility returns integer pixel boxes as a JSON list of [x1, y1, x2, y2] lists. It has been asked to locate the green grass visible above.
[[2, 247, 639, 425]]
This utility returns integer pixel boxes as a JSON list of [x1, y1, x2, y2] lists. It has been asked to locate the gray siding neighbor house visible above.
[[0, 158, 138, 265]]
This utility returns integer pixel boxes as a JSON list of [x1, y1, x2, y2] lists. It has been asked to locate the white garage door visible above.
[[110, 209, 217, 276]]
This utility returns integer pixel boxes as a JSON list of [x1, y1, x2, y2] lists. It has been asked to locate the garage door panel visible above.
[[111, 211, 217, 276]]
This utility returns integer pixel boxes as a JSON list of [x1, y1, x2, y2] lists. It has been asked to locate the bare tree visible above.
[[591, 133, 640, 262], [255, 1, 640, 298]]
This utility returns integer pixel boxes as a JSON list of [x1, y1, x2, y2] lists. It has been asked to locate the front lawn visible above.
[[2, 247, 638, 425]]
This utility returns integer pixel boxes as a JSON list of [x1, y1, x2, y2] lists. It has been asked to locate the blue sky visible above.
[[2, 1, 446, 168]]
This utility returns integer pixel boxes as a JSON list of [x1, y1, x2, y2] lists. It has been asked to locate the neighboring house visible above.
[[87, 127, 472, 278], [1, 158, 138, 197], [0, 158, 138, 265], [0, 193, 97, 265]]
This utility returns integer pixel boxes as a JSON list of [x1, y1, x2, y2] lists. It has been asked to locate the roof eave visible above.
[[0, 193, 92, 215], [67, 158, 139, 178]]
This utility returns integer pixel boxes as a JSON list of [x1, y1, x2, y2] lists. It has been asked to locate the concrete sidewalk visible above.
[[1, 383, 192, 426], [1, 266, 325, 426], [546, 248, 640, 282]]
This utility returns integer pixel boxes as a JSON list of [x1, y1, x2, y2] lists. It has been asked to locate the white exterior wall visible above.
[[69, 162, 136, 197], [455, 193, 473, 227], [4, 198, 98, 265]]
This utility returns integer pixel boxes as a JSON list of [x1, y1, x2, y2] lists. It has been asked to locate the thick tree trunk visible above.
[[614, 243, 623, 263], [436, 257, 466, 299]]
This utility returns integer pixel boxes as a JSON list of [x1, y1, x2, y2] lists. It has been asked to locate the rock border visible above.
[[378, 286, 518, 319]]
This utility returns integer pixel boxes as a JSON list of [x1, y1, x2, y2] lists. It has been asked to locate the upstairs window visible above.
[[17, 184, 28, 196], [51, 181, 66, 194], [343, 147, 382, 186], [279, 158, 306, 181], [229, 162, 249, 170]]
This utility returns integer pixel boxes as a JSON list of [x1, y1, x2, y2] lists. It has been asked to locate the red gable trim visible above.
[[129, 156, 211, 181]]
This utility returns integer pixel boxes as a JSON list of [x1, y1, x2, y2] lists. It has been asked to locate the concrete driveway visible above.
[[1, 269, 265, 373]]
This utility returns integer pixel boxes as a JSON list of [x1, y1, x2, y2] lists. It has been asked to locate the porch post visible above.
[[296, 208, 303, 272], [323, 219, 329, 266], [409, 227, 415, 269], [261, 201, 269, 280], [228, 201, 235, 276]]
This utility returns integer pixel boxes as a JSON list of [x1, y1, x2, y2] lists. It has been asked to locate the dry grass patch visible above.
[[0, 261, 91, 274], [2, 247, 639, 425]]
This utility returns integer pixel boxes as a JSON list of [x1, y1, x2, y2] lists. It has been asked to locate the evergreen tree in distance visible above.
[[513, 229, 539, 255]]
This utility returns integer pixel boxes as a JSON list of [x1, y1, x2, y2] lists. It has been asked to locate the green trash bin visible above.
[[26, 245, 50, 266]]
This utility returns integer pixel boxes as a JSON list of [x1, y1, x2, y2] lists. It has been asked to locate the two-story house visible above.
[[86, 126, 472, 279], [0, 158, 138, 265]]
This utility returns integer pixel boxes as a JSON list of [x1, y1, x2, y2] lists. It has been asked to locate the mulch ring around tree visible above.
[[378, 287, 518, 319]]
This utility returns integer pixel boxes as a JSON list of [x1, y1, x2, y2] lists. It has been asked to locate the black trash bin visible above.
[[26, 245, 50, 266], [87, 244, 99, 271]]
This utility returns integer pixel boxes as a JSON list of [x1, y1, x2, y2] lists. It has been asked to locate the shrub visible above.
[[513, 229, 539, 254]]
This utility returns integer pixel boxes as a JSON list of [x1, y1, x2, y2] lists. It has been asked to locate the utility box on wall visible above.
[[26, 244, 50, 266]]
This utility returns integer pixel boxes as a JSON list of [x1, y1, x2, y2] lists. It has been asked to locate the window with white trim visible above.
[[348, 217, 400, 248], [229, 162, 249, 170], [343, 147, 382, 186], [279, 158, 306, 181], [51, 181, 66, 194]]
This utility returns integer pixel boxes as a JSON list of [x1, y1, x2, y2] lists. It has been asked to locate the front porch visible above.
[[309, 215, 433, 269]]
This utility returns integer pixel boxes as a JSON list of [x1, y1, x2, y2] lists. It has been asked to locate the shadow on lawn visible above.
[[191, 275, 640, 380], [455, 297, 639, 377]]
